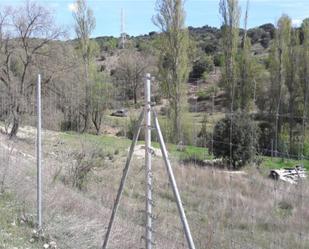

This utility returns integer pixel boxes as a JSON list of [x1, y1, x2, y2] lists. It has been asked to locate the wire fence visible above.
[[0, 74, 308, 249]]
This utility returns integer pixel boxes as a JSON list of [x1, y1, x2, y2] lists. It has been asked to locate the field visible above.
[[0, 126, 308, 249]]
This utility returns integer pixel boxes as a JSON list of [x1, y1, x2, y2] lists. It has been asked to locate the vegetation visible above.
[[73, 0, 97, 132], [212, 113, 258, 169], [0, 0, 309, 247], [0, 1, 65, 138], [154, 0, 190, 143]]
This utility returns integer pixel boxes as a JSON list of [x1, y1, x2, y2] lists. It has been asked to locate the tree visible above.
[[211, 113, 259, 169], [285, 28, 302, 154], [153, 0, 190, 142], [298, 19, 309, 156], [91, 69, 113, 135], [219, 0, 240, 111], [72, 0, 96, 132], [268, 15, 292, 155], [236, 1, 256, 111], [0, 1, 64, 138], [114, 50, 153, 105]]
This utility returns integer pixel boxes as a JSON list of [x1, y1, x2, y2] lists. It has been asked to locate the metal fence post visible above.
[[102, 111, 144, 249], [145, 73, 153, 249], [37, 74, 42, 232], [153, 110, 196, 249]]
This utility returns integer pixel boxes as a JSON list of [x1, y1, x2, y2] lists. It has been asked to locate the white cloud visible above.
[[292, 19, 302, 27], [68, 3, 78, 13]]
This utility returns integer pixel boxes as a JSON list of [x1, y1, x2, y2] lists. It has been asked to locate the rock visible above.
[[269, 166, 307, 184], [49, 241, 57, 248], [43, 243, 50, 249], [129, 144, 162, 159]]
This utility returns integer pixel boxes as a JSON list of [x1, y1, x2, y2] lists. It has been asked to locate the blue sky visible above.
[[2, 0, 309, 38]]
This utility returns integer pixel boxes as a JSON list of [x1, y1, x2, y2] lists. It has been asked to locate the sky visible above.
[[1, 0, 309, 38]]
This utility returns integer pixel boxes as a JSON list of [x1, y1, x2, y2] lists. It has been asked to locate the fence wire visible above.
[[0, 76, 309, 249]]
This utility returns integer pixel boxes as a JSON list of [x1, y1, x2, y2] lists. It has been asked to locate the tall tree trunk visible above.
[[9, 105, 20, 139], [173, 101, 181, 143], [92, 108, 101, 135], [289, 95, 295, 154], [83, 61, 91, 133], [133, 90, 137, 105]]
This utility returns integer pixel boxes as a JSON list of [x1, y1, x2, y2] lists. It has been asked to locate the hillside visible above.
[[1, 1, 309, 247], [0, 126, 308, 249]]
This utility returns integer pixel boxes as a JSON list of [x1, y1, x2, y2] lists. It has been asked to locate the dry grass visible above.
[[0, 127, 308, 249]]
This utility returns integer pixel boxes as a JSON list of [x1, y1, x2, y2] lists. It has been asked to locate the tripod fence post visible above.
[[145, 73, 153, 249], [153, 110, 196, 249], [102, 111, 144, 249]]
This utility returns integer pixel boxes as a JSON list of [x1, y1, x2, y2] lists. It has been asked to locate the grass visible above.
[[1, 128, 309, 249], [0, 192, 43, 249], [62, 131, 309, 170], [61, 131, 213, 162], [261, 157, 309, 171], [61, 132, 131, 155]]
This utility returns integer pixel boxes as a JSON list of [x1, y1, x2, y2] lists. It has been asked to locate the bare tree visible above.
[[91, 70, 113, 135], [114, 50, 153, 105], [0, 1, 64, 138]]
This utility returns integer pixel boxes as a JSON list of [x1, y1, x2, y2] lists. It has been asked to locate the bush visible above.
[[152, 94, 162, 105], [189, 55, 214, 80], [211, 113, 259, 169], [196, 91, 210, 102], [60, 120, 79, 132], [213, 53, 224, 67], [196, 86, 219, 102], [63, 147, 107, 190]]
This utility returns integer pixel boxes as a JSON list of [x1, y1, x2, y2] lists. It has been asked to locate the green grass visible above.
[[61, 132, 132, 155], [61, 131, 309, 170], [152, 142, 212, 161], [61, 131, 212, 162], [0, 192, 43, 249], [261, 157, 309, 171]]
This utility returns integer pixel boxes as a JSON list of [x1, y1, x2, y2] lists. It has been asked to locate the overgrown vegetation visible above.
[[212, 113, 258, 169]]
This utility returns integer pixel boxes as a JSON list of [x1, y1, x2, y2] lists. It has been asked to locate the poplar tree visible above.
[[219, 0, 240, 111], [73, 0, 96, 132], [237, 0, 256, 111], [300, 19, 309, 153], [268, 15, 292, 155], [153, 0, 190, 142]]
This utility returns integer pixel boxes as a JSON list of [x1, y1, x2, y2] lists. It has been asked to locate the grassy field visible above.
[[61, 132, 213, 162], [0, 192, 44, 249], [0, 126, 308, 249], [61, 131, 309, 170], [261, 157, 309, 171]]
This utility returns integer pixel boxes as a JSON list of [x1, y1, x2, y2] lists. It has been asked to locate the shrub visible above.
[[211, 113, 259, 169], [189, 55, 214, 80], [196, 90, 210, 102], [152, 94, 163, 105], [196, 86, 219, 102], [60, 120, 79, 132], [160, 106, 169, 116], [214, 53, 224, 67], [62, 147, 106, 190]]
